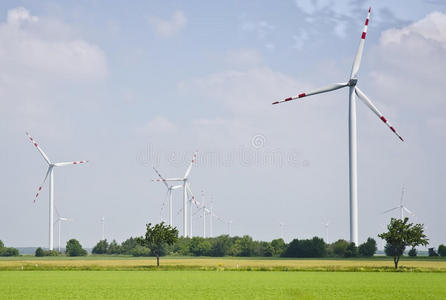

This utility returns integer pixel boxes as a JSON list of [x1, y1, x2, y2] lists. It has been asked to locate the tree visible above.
[[328, 239, 350, 257], [358, 238, 377, 257], [137, 222, 178, 266], [211, 235, 232, 257], [438, 244, 446, 257], [344, 242, 358, 257], [428, 248, 439, 257], [271, 238, 285, 256], [121, 237, 139, 254], [2, 247, 19, 256], [107, 240, 122, 254], [189, 237, 211, 256], [92, 239, 109, 254], [65, 239, 87, 256], [131, 245, 151, 257], [35, 247, 45, 257], [408, 247, 417, 257], [281, 237, 326, 258], [378, 217, 428, 269]]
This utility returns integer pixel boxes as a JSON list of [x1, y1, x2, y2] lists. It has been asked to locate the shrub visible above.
[[328, 239, 350, 257], [358, 238, 377, 257], [2, 247, 19, 256], [438, 244, 446, 257], [408, 247, 417, 257], [65, 239, 87, 256], [92, 240, 109, 254], [344, 242, 358, 258], [131, 245, 151, 257]]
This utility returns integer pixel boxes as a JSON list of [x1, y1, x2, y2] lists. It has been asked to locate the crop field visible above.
[[1, 256, 446, 271], [1, 270, 445, 299]]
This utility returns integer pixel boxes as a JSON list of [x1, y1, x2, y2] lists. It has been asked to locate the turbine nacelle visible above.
[[348, 78, 358, 86]]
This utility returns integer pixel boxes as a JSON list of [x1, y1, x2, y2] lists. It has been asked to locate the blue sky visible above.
[[1, 0, 446, 248]]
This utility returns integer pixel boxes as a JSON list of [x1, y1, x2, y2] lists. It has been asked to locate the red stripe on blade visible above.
[[390, 127, 396, 133], [298, 93, 306, 98], [380, 116, 387, 123], [369, 7, 371, 13], [272, 101, 279, 105], [361, 32, 366, 39], [365, 19, 369, 25], [284, 97, 292, 101]]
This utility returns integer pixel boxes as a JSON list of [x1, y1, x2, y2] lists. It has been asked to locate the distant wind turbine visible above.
[[26, 132, 88, 250], [100, 217, 105, 240], [382, 185, 415, 220], [272, 8, 404, 245], [153, 167, 182, 227]]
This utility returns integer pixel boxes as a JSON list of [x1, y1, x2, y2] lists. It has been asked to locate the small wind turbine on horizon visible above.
[[153, 167, 182, 227], [55, 207, 71, 252], [382, 185, 415, 220], [100, 216, 105, 240], [272, 8, 404, 245], [26, 132, 88, 250], [322, 221, 330, 243], [152, 152, 198, 237]]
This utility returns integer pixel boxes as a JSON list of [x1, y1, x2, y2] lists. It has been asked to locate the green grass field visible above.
[[1, 270, 445, 299]]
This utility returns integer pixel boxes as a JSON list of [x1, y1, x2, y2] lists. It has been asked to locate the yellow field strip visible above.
[[1, 258, 446, 270]]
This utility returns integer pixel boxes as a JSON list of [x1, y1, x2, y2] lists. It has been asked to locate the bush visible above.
[[92, 240, 109, 254], [358, 238, 377, 257], [35, 247, 45, 257], [131, 245, 151, 257], [385, 243, 405, 257], [65, 239, 87, 256], [282, 237, 326, 258], [35, 248, 60, 257], [438, 244, 446, 257], [271, 238, 285, 256], [107, 240, 122, 254], [428, 248, 439, 257], [344, 242, 358, 257], [2, 247, 19, 256], [408, 247, 417, 257], [189, 237, 212, 256], [328, 239, 350, 257]]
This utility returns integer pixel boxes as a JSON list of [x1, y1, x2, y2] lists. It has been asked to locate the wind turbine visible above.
[[272, 8, 404, 245], [55, 208, 71, 253], [26, 132, 88, 250], [382, 185, 414, 220], [153, 167, 182, 227], [152, 152, 198, 237]]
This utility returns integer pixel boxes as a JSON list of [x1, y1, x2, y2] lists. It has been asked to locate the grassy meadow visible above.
[[1, 270, 445, 299], [1, 256, 446, 299]]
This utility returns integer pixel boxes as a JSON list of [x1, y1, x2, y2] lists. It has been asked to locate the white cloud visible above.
[[0, 7, 107, 82], [225, 49, 263, 67], [241, 20, 274, 39], [148, 11, 187, 37], [138, 116, 177, 136]]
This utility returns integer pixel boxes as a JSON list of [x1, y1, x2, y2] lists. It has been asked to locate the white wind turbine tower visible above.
[[152, 152, 197, 237], [322, 221, 330, 243], [272, 8, 404, 245], [100, 217, 105, 240], [227, 220, 233, 236], [55, 208, 71, 252], [153, 167, 182, 227], [382, 185, 415, 220], [279, 222, 285, 240], [26, 132, 88, 250]]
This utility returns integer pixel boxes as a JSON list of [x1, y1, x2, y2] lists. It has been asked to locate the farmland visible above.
[[1, 256, 446, 271], [1, 270, 445, 299]]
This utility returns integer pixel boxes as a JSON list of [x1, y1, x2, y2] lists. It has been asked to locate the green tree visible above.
[[107, 240, 122, 254], [35, 247, 45, 257], [92, 239, 109, 254], [0, 240, 4, 249], [131, 245, 151, 257], [137, 222, 178, 266], [271, 238, 285, 256], [408, 247, 417, 257], [344, 242, 358, 257], [282, 237, 326, 258], [121, 237, 138, 254], [358, 238, 377, 257], [189, 237, 212, 256], [65, 239, 87, 256], [211, 235, 232, 257], [378, 217, 428, 269], [438, 244, 446, 257], [239, 235, 255, 257], [328, 239, 350, 257]]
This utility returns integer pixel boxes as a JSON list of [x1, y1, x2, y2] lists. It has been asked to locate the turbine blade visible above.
[[350, 7, 371, 79], [355, 87, 404, 141], [381, 206, 399, 214], [54, 160, 89, 167], [403, 207, 414, 215], [272, 82, 348, 105], [184, 152, 198, 179], [26, 132, 51, 164], [152, 167, 169, 188], [153, 177, 184, 182], [171, 185, 182, 190], [186, 183, 199, 207], [34, 166, 52, 203]]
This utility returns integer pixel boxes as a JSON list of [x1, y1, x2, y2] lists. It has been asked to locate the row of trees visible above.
[[0, 240, 19, 256], [91, 225, 377, 259], [34, 239, 88, 257]]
